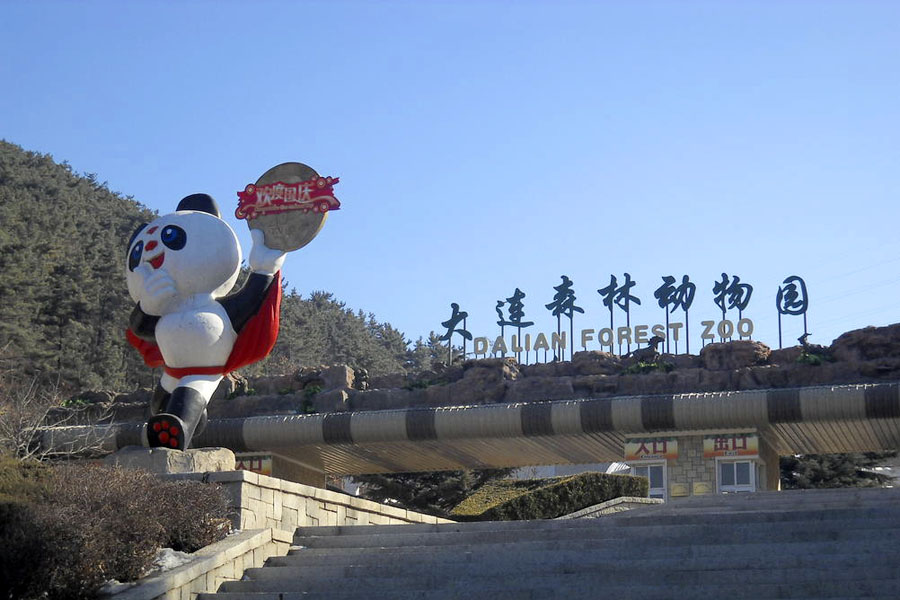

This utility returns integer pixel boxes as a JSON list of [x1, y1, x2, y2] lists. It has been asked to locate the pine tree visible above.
[[352, 468, 514, 517], [780, 452, 898, 489]]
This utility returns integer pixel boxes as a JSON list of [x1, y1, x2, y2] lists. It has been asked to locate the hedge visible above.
[[450, 471, 648, 521], [0, 458, 232, 600]]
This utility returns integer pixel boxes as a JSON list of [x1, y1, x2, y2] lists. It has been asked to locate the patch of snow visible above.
[[149, 547, 195, 573], [97, 579, 137, 595], [97, 548, 195, 595]]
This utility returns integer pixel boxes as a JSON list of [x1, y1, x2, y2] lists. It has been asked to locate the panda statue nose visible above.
[[145, 241, 158, 251]]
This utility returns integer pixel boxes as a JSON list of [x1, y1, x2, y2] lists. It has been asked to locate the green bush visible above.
[[0, 454, 51, 502], [0, 460, 232, 600], [450, 471, 648, 521], [622, 361, 674, 375]]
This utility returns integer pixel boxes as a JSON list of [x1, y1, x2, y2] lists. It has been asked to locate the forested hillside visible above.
[[0, 141, 154, 390], [0, 141, 432, 392]]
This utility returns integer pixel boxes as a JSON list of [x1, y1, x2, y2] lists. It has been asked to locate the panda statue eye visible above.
[[160, 225, 187, 250], [128, 241, 143, 272]]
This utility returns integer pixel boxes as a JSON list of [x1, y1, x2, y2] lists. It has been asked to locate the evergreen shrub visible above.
[[450, 471, 648, 521], [0, 460, 231, 600]]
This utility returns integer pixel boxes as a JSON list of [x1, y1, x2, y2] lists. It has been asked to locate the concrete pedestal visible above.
[[104, 445, 236, 474]]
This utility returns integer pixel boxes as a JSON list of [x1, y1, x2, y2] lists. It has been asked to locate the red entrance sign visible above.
[[625, 438, 678, 461], [235, 454, 273, 476]]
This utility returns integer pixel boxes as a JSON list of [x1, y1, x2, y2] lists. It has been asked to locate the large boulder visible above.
[[505, 377, 575, 403], [700, 340, 771, 371], [572, 375, 618, 397], [369, 372, 407, 390], [830, 324, 900, 362], [768, 346, 804, 366], [571, 351, 621, 376], [659, 353, 702, 370], [321, 365, 356, 390], [249, 374, 297, 396]]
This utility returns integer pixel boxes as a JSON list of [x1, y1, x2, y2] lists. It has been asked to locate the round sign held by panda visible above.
[[235, 162, 341, 252]]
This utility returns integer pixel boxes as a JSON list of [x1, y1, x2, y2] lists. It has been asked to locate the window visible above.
[[718, 460, 756, 493], [631, 463, 667, 500]]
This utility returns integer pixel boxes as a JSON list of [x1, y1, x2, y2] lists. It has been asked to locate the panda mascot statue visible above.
[[125, 193, 285, 451]]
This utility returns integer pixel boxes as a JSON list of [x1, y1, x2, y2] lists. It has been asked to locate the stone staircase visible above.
[[199, 487, 900, 599]]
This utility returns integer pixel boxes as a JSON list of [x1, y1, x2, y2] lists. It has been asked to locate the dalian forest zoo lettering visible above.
[[472, 318, 754, 356]]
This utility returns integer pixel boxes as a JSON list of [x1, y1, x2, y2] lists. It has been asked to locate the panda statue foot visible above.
[[146, 387, 206, 450], [147, 413, 188, 449]]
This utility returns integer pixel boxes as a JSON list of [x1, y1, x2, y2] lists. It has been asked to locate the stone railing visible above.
[[556, 496, 662, 519], [165, 469, 452, 531], [99, 528, 292, 600]]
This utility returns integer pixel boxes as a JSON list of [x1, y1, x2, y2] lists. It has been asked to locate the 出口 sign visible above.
[[703, 434, 759, 458]]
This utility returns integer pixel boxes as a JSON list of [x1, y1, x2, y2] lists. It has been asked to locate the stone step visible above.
[[284, 536, 900, 564], [615, 488, 900, 512], [294, 499, 900, 540], [603, 506, 900, 527], [251, 551, 900, 581], [217, 570, 900, 597], [657, 488, 900, 502], [200, 488, 900, 600], [613, 499, 900, 518], [293, 505, 900, 541], [202, 594, 900, 600], [293, 517, 900, 548]]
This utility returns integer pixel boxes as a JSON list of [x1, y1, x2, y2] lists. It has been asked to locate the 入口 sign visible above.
[[625, 438, 679, 461], [235, 453, 273, 476]]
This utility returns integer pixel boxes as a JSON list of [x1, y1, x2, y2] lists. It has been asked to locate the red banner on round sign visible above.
[[235, 176, 340, 220]]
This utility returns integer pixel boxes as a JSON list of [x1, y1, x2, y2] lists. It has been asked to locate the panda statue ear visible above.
[[177, 193, 221, 218]]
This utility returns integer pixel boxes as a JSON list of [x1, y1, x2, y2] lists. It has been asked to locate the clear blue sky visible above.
[[3, 1, 899, 356]]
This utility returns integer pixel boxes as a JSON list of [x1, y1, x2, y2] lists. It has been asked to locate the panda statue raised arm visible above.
[[125, 193, 285, 450]]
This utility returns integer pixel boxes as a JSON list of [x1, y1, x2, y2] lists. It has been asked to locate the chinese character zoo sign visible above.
[[438, 274, 810, 360]]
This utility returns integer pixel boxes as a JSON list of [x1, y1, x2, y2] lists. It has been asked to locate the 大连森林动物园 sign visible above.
[[440, 274, 810, 358]]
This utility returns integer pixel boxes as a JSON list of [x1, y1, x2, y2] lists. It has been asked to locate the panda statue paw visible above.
[[249, 229, 286, 275]]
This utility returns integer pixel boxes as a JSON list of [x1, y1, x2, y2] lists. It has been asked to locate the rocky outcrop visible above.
[[831, 325, 900, 362], [71, 323, 900, 419]]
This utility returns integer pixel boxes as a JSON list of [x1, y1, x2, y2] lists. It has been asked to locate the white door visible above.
[[632, 462, 667, 501]]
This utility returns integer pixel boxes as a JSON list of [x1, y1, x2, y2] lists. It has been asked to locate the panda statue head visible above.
[[126, 194, 241, 308]]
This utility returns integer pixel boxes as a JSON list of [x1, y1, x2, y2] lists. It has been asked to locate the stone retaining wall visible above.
[[99, 528, 292, 600], [556, 496, 663, 519], [104, 471, 450, 599], [165, 469, 452, 531]]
